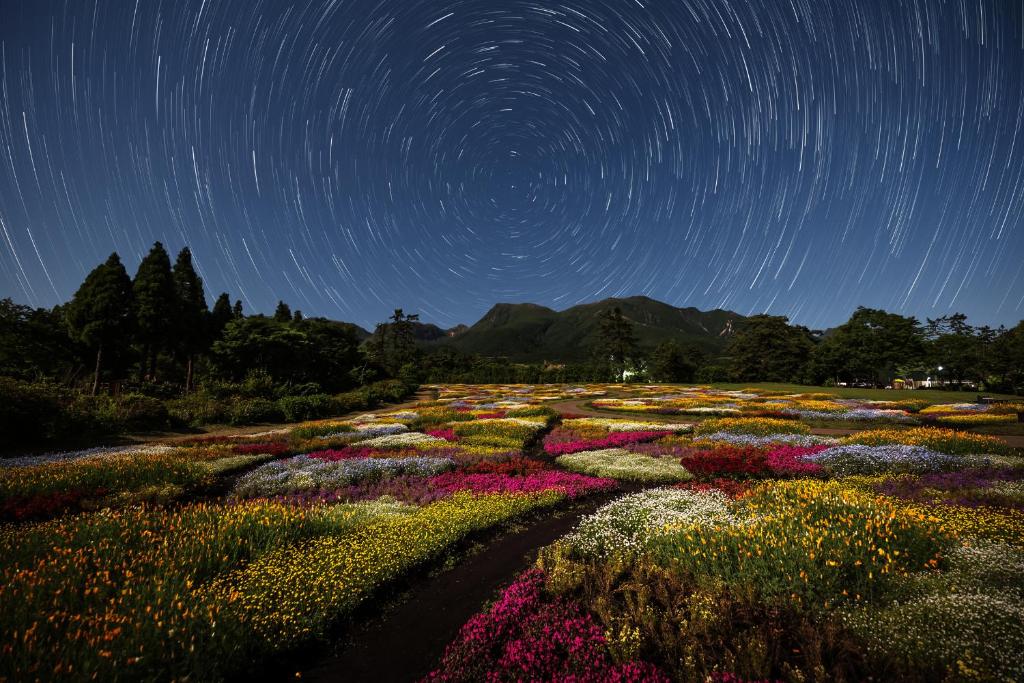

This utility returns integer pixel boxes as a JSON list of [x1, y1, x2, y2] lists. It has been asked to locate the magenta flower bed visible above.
[[543, 430, 672, 456], [428, 471, 617, 499], [426, 569, 668, 682], [764, 445, 828, 476], [274, 471, 615, 506], [426, 428, 459, 441]]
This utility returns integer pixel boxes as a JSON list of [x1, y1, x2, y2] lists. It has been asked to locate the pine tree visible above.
[[210, 293, 233, 340], [597, 307, 637, 381], [172, 247, 209, 391], [66, 253, 134, 395], [132, 242, 176, 380], [232, 299, 244, 318], [273, 300, 292, 322], [292, 310, 303, 323]]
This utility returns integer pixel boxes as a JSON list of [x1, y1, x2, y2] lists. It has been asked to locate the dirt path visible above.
[[550, 398, 1024, 448], [124, 389, 437, 446], [286, 491, 621, 683]]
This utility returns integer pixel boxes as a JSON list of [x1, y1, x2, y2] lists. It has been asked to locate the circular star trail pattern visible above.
[[1, 0, 1022, 329]]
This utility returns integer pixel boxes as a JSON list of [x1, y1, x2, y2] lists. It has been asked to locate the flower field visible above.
[[2, 383, 1022, 681], [425, 385, 1024, 683]]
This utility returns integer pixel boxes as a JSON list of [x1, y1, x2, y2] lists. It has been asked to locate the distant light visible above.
[[938, 365, 944, 371]]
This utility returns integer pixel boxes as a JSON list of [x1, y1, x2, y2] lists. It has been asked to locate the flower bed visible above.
[[556, 449, 693, 483]]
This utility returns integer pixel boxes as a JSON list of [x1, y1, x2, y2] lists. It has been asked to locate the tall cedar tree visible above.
[[597, 307, 637, 380], [133, 242, 176, 380], [66, 253, 134, 395], [273, 300, 292, 322], [210, 293, 234, 340], [172, 247, 209, 391]]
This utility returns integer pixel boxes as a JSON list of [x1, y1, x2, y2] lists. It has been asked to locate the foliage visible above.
[[727, 314, 815, 383]]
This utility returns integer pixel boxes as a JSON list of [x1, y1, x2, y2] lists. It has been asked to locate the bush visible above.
[[103, 393, 169, 432], [228, 397, 283, 426], [276, 394, 337, 422], [166, 393, 231, 427], [0, 378, 71, 448]]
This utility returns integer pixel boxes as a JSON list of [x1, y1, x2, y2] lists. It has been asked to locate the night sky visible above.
[[1, 0, 1022, 330]]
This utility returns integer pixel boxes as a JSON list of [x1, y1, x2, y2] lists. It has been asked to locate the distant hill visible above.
[[433, 296, 744, 362]]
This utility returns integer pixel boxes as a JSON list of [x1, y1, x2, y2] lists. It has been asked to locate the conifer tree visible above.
[[232, 299, 244, 318], [210, 292, 233, 340], [66, 253, 134, 395], [273, 300, 292, 322], [172, 247, 209, 391], [132, 242, 176, 380]]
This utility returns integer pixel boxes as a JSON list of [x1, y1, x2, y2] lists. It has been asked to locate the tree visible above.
[[210, 293, 234, 341], [292, 310, 304, 323], [388, 309, 420, 372], [232, 299, 244, 318], [989, 322, 1024, 393], [924, 313, 988, 388], [273, 300, 292, 323], [649, 340, 701, 383], [727, 315, 814, 383], [596, 307, 637, 381], [172, 247, 209, 391], [65, 254, 134, 395], [0, 299, 78, 381], [133, 242, 176, 381], [808, 307, 923, 386]]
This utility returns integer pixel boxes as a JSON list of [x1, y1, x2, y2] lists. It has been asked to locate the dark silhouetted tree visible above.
[[172, 247, 209, 391], [273, 300, 292, 322], [597, 307, 637, 381], [727, 315, 814, 382], [133, 242, 176, 380], [66, 254, 134, 394], [210, 292, 234, 341]]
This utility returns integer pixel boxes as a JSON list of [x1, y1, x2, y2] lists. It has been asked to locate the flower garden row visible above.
[[589, 385, 1023, 427], [2, 383, 1022, 681], [1, 390, 623, 681], [425, 408, 1024, 682]]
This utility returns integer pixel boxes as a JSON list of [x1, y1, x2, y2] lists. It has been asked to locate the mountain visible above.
[[435, 296, 744, 362]]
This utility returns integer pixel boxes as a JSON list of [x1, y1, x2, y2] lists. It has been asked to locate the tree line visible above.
[[1, 242, 382, 397], [3, 247, 1022, 395]]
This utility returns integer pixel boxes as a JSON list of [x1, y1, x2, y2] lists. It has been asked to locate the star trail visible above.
[[1, 0, 1022, 329]]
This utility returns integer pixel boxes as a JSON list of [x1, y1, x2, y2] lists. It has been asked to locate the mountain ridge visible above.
[[427, 295, 745, 362]]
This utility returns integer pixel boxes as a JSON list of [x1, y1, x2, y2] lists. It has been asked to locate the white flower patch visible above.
[[353, 431, 448, 449], [556, 448, 692, 483], [562, 418, 691, 433], [564, 488, 735, 559]]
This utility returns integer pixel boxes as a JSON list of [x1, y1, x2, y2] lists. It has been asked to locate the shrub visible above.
[[0, 378, 73, 448], [99, 393, 168, 432], [166, 392, 231, 427], [277, 394, 337, 422], [227, 397, 283, 426]]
